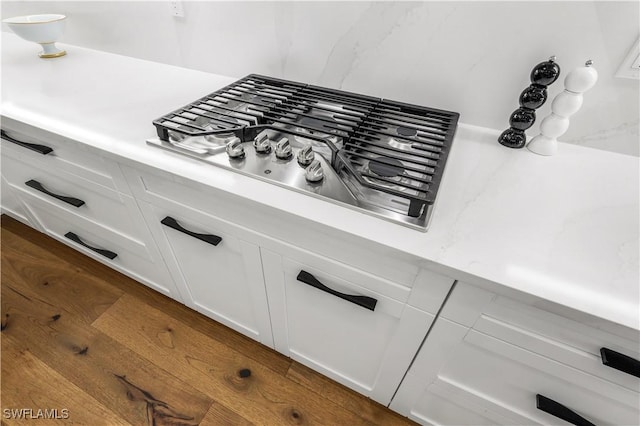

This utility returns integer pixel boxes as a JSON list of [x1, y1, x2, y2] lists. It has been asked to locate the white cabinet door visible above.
[[261, 248, 434, 405], [138, 201, 273, 347]]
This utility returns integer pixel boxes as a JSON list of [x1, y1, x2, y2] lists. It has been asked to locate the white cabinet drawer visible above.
[[2, 151, 145, 242], [441, 283, 640, 392], [1, 120, 126, 192], [441, 328, 637, 425], [392, 317, 639, 426], [13, 186, 179, 300], [262, 249, 434, 405]]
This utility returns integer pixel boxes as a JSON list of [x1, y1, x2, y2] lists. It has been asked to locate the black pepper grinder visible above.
[[498, 56, 561, 149]]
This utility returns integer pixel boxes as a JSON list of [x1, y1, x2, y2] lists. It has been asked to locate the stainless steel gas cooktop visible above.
[[147, 74, 459, 231]]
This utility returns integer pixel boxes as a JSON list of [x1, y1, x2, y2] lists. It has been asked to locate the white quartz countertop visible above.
[[2, 35, 638, 330]]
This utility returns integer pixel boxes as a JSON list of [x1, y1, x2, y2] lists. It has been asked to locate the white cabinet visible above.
[[12, 186, 178, 297], [137, 200, 273, 346], [121, 163, 454, 404], [390, 282, 640, 425], [261, 248, 436, 405], [0, 123, 180, 300]]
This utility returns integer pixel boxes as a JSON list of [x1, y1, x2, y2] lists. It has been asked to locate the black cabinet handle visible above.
[[25, 180, 85, 208], [296, 270, 377, 311], [64, 232, 117, 260], [160, 216, 222, 246], [1, 130, 53, 155], [601, 347, 640, 378], [536, 394, 595, 426]]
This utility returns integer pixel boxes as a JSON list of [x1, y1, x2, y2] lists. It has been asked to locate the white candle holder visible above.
[[527, 60, 598, 156]]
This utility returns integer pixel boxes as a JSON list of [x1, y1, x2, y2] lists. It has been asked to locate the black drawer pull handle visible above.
[[601, 347, 640, 378], [64, 232, 118, 260], [160, 216, 222, 246], [25, 180, 85, 208], [296, 270, 377, 311], [536, 394, 595, 426], [1, 130, 53, 155]]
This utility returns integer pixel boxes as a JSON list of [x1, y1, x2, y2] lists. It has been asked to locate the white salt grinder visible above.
[[527, 60, 598, 156]]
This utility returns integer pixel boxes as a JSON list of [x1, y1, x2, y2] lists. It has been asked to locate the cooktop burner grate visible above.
[[337, 99, 458, 216], [152, 74, 459, 223]]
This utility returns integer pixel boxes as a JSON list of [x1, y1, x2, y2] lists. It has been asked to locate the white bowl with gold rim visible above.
[[3, 14, 67, 58]]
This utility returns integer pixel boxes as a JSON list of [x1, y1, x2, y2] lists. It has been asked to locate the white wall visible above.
[[2, 1, 639, 156]]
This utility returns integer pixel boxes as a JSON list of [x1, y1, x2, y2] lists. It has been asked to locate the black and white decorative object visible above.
[[498, 56, 561, 149], [527, 60, 598, 156]]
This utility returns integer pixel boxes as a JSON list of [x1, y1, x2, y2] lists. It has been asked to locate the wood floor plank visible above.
[[1, 215, 292, 376], [199, 402, 254, 426], [1, 336, 129, 426], [1, 234, 123, 325], [1, 280, 213, 426], [94, 294, 379, 425], [286, 361, 414, 426]]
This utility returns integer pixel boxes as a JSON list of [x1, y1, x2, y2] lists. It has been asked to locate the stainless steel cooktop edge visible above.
[[146, 138, 431, 232]]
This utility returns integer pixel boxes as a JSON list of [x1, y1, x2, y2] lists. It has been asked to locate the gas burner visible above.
[[369, 157, 405, 178], [361, 157, 414, 193], [204, 132, 238, 145], [191, 115, 247, 131], [387, 137, 415, 151], [397, 126, 417, 137], [165, 111, 238, 147]]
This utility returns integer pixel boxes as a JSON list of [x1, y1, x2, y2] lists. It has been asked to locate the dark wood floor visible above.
[[0, 215, 415, 425]]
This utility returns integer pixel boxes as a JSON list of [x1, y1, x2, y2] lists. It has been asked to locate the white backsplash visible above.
[[2, 1, 638, 156]]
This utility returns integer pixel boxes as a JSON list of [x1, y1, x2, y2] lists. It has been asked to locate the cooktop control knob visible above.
[[253, 133, 272, 154], [304, 159, 324, 183], [225, 137, 245, 159], [275, 137, 292, 160], [297, 145, 315, 166]]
